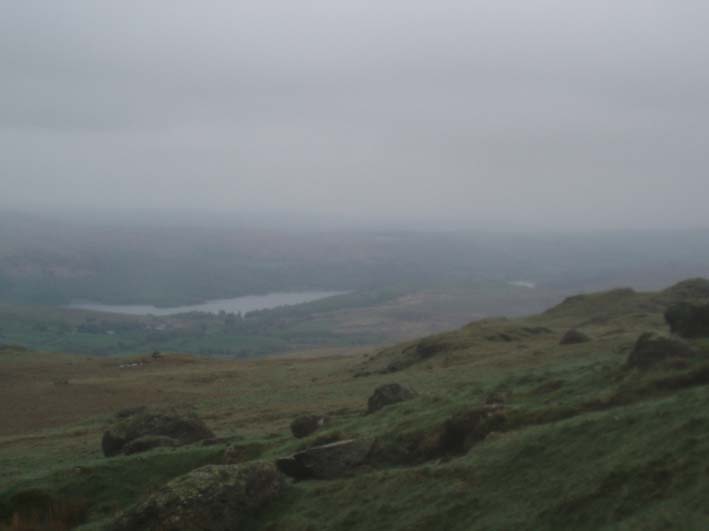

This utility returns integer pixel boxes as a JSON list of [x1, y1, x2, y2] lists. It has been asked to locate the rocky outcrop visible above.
[[625, 333, 696, 370], [665, 302, 709, 338], [102, 408, 214, 457], [290, 415, 329, 438], [367, 383, 417, 413], [276, 439, 372, 480], [108, 463, 282, 531], [559, 329, 591, 345]]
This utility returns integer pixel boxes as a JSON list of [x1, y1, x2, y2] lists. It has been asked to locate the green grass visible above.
[[2, 280, 709, 529], [260, 385, 709, 531], [0, 446, 224, 527]]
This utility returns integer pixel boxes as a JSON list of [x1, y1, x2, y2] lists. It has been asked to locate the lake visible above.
[[67, 290, 347, 316]]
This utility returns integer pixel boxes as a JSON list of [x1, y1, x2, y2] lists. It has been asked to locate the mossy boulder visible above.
[[560, 329, 591, 345], [625, 333, 696, 370], [102, 408, 214, 457], [290, 415, 329, 438], [368, 406, 507, 466], [108, 463, 282, 531], [367, 383, 417, 413], [665, 302, 709, 338]]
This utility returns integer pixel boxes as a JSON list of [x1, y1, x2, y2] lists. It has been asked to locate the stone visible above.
[[102, 408, 214, 457], [665, 302, 709, 338], [276, 439, 372, 480], [625, 333, 696, 370], [290, 415, 329, 438], [559, 329, 591, 345], [367, 383, 417, 413], [108, 463, 282, 531]]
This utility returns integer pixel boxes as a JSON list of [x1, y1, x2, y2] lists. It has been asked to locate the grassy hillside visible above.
[[2, 279, 709, 530]]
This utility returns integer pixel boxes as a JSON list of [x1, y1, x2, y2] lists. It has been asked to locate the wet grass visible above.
[[2, 282, 709, 529]]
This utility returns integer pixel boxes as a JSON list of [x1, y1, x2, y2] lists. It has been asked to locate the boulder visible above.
[[108, 463, 282, 531], [436, 407, 507, 456], [625, 333, 696, 370], [102, 408, 214, 457], [290, 415, 329, 438], [665, 302, 709, 338], [123, 435, 179, 455], [276, 439, 372, 480], [367, 406, 507, 466], [559, 329, 591, 345], [367, 383, 417, 413]]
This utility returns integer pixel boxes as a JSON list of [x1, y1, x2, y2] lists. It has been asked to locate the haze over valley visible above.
[[2, 2, 709, 530]]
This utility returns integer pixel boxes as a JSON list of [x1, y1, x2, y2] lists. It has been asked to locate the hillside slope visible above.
[[2, 279, 709, 530]]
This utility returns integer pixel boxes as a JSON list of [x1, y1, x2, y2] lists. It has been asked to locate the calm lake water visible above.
[[67, 291, 347, 316]]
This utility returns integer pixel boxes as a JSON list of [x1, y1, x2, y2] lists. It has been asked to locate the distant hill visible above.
[[2, 211, 709, 306]]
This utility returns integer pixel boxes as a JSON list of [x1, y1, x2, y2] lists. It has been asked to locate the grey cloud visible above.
[[1, 1, 708, 229]]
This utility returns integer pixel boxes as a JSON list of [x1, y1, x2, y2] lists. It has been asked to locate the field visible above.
[[0, 281, 562, 357], [2, 280, 709, 530]]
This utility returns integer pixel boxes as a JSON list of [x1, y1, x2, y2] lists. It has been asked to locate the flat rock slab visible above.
[[276, 439, 372, 480]]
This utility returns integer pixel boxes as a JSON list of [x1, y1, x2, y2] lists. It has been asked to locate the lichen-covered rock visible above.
[[102, 408, 214, 457], [108, 463, 282, 531], [367, 383, 417, 413], [625, 333, 696, 370], [665, 302, 709, 338], [559, 329, 591, 345], [290, 415, 329, 438], [276, 439, 372, 480]]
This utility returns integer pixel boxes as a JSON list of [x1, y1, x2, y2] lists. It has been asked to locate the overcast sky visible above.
[[2, 1, 708, 230]]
